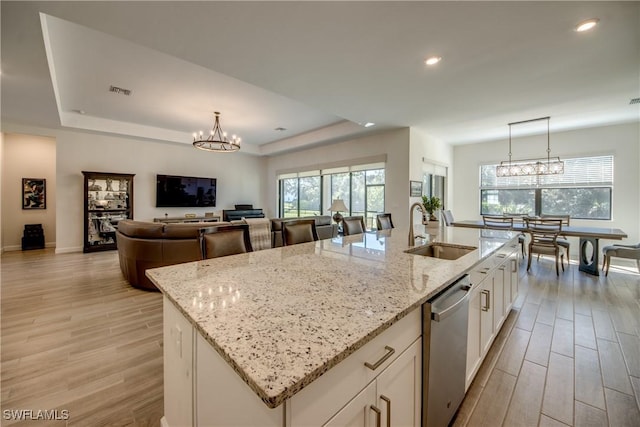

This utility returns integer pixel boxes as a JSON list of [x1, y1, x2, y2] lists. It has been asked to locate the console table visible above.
[[153, 215, 221, 224]]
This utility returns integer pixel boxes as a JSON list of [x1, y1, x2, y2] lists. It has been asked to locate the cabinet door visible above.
[[480, 280, 494, 355], [376, 338, 422, 427], [163, 297, 194, 427], [323, 381, 377, 427], [493, 266, 505, 330], [510, 252, 519, 306], [466, 288, 481, 389]]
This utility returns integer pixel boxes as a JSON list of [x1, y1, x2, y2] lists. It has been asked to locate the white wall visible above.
[[1, 123, 267, 253], [265, 128, 412, 229], [409, 127, 454, 221], [1, 133, 57, 251], [453, 122, 640, 257]]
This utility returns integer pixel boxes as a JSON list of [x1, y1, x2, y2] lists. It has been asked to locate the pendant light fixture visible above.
[[192, 112, 241, 153], [496, 116, 564, 177]]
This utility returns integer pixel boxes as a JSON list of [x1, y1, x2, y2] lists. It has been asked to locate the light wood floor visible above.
[[1, 249, 163, 426], [1, 249, 639, 426], [454, 256, 640, 427]]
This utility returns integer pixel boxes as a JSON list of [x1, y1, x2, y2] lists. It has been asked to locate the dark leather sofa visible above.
[[270, 216, 338, 247], [115, 219, 229, 291]]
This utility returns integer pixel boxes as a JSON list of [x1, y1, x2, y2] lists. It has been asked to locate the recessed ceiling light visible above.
[[425, 56, 442, 66], [575, 18, 599, 32], [364, 122, 375, 128]]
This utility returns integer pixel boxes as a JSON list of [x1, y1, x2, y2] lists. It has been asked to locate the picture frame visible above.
[[22, 178, 46, 209], [409, 180, 422, 197]]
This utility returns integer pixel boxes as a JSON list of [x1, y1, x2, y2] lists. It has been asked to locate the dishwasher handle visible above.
[[431, 275, 470, 322]]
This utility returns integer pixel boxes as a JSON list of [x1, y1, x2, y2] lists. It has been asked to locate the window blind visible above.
[[481, 155, 613, 188]]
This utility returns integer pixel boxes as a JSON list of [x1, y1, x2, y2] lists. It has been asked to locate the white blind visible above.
[[481, 155, 613, 188]]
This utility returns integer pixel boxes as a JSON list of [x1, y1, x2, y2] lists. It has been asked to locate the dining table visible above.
[[452, 220, 628, 276]]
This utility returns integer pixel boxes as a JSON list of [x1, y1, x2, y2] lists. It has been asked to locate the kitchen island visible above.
[[147, 226, 518, 426]]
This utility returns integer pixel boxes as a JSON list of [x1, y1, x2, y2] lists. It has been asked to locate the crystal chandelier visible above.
[[496, 116, 564, 177], [192, 112, 241, 153]]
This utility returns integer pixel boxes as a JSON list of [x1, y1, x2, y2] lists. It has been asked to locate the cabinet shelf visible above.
[[83, 171, 135, 253], [88, 209, 130, 213]]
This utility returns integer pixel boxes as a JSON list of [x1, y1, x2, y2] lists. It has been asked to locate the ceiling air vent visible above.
[[109, 85, 132, 96], [630, 98, 640, 105]]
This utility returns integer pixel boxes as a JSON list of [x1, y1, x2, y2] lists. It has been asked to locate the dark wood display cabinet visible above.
[[82, 171, 135, 253]]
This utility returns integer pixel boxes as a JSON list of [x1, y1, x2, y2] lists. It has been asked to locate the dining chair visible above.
[[376, 213, 394, 230], [442, 210, 455, 226], [282, 219, 319, 246], [524, 217, 565, 276], [503, 213, 529, 259], [541, 214, 571, 267], [482, 215, 514, 230], [199, 224, 253, 259], [602, 243, 640, 276], [342, 216, 366, 236]]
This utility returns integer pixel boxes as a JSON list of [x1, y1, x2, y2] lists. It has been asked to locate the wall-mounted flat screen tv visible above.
[[156, 174, 217, 207]]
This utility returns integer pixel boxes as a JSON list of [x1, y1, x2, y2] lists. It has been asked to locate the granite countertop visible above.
[[146, 225, 515, 408]]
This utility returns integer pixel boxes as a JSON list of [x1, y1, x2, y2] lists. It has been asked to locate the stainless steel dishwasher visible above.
[[423, 273, 471, 427]]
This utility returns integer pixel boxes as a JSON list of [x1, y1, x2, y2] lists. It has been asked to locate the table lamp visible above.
[[328, 199, 348, 226]]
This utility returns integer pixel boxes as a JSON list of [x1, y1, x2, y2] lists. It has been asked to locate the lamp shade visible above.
[[328, 199, 348, 212]]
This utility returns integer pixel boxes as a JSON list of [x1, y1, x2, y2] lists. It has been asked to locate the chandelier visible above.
[[192, 112, 241, 153], [496, 116, 563, 177]]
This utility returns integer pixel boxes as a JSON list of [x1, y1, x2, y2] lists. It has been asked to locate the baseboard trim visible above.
[[2, 242, 57, 252], [55, 246, 83, 254]]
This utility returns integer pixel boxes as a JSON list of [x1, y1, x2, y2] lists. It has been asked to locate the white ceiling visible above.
[[2, 1, 639, 156]]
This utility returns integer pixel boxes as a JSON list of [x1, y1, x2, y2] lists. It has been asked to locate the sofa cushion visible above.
[[162, 223, 208, 239], [117, 220, 164, 238]]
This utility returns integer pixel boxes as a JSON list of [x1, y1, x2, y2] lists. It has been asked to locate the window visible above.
[[279, 172, 321, 218], [278, 163, 385, 228], [480, 155, 613, 220]]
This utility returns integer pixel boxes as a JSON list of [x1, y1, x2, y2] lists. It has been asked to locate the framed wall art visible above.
[[22, 178, 46, 209], [409, 180, 422, 197]]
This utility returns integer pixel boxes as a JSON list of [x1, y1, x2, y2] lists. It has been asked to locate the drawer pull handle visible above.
[[481, 290, 490, 311], [497, 254, 507, 258], [371, 405, 382, 427], [381, 395, 391, 427], [365, 346, 395, 370], [511, 259, 517, 273]]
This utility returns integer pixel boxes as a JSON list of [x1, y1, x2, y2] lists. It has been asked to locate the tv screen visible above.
[[156, 174, 217, 207]]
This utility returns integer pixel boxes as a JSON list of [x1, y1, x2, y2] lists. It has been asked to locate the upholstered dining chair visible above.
[[282, 219, 319, 246], [442, 210, 455, 226], [503, 213, 529, 259], [376, 213, 394, 230], [524, 217, 565, 276], [199, 224, 253, 259], [483, 215, 513, 230], [602, 243, 640, 276], [342, 216, 366, 236], [541, 214, 571, 267]]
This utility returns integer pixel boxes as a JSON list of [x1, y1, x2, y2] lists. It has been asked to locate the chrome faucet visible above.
[[408, 202, 427, 246]]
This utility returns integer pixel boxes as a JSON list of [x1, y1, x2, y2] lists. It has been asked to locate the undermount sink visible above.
[[404, 243, 477, 260]]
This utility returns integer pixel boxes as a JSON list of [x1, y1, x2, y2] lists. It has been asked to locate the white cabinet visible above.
[[465, 238, 520, 390], [466, 288, 481, 387], [479, 279, 494, 355], [290, 309, 421, 426], [163, 296, 421, 427], [162, 298, 194, 427], [322, 339, 421, 427], [323, 381, 377, 427]]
